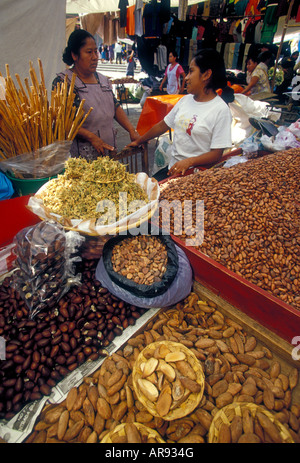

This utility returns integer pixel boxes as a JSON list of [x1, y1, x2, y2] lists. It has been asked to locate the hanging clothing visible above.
[[134, 0, 144, 37], [143, 0, 163, 36], [178, 0, 188, 21], [157, 44, 168, 71], [118, 0, 128, 28]]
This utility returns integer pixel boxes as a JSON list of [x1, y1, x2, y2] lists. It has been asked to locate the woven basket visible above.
[[100, 422, 165, 443], [132, 341, 205, 421], [208, 402, 295, 443]]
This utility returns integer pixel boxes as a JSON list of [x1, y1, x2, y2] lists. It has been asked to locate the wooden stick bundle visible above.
[[0, 60, 93, 159]]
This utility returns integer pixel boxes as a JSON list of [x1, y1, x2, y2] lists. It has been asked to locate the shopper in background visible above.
[[52, 29, 139, 160], [126, 50, 136, 77], [128, 49, 233, 181], [115, 41, 123, 64], [241, 51, 273, 96], [109, 44, 114, 63], [159, 51, 186, 94]]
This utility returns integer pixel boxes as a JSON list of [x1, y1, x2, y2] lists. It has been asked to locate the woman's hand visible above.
[[126, 138, 142, 149], [168, 159, 191, 177], [89, 133, 114, 155], [129, 129, 140, 142]]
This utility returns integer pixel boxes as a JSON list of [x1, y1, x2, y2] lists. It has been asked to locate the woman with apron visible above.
[[159, 50, 186, 95], [52, 29, 139, 160]]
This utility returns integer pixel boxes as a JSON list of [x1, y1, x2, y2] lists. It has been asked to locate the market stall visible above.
[[1, 0, 300, 448], [0, 145, 300, 444]]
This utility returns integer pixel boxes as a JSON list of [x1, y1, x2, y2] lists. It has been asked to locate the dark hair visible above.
[[193, 49, 234, 103], [63, 29, 95, 65], [257, 50, 273, 64], [169, 50, 178, 59]]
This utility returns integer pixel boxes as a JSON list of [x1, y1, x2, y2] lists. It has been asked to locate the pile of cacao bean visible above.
[[158, 150, 300, 310], [0, 259, 145, 421], [25, 291, 300, 444]]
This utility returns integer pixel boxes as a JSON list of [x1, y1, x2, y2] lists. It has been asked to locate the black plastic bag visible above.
[[96, 243, 192, 309], [101, 230, 179, 299]]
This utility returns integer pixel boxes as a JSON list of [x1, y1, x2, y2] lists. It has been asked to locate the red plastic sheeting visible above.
[[1, 195, 40, 248], [136, 94, 184, 135]]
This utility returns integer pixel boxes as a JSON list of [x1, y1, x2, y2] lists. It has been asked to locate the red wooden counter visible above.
[[172, 236, 300, 344]]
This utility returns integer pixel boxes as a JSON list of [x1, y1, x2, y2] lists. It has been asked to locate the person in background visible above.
[[128, 49, 233, 181], [275, 51, 299, 103], [109, 44, 114, 63], [126, 50, 136, 77], [100, 44, 106, 63], [115, 41, 122, 64], [159, 50, 186, 94], [241, 51, 273, 96], [52, 29, 140, 160]]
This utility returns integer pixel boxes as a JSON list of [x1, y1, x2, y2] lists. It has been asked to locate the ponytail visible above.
[[220, 86, 234, 104]]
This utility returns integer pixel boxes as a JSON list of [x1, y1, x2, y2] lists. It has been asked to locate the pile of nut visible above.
[[111, 235, 168, 285], [102, 422, 164, 443], [0, 259, 145, 421], [159, 150, 300, 310], [209, 403, 294, 443], [25, 291, 300, 444], [133, 341, 204, 419]]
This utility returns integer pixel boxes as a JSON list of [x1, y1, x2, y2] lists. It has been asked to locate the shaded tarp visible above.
[[66, 0, 200, 14], [0, 0, 66, 92]]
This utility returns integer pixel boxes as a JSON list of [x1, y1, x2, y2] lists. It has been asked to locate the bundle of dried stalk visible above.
[[0, 59, 93, 159]]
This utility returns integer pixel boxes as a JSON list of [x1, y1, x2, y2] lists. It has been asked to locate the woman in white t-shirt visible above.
[[129, 49, 234, 181], [159, 50, 186, 94]]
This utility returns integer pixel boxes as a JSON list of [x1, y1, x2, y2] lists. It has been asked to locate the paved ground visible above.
[[97, 62, 157, 176]]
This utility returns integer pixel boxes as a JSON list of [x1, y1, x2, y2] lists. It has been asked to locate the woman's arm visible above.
[[159, 75, 167, 92], [179, 71, 186, 93], [241, 75, 259, 94], [127, 119, 170, 147], [114, 105, 140, 141], [168, 148, 224, 176]]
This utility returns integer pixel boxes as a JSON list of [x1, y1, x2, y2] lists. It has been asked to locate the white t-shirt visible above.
[[164, 94, 232, 168], [115, 43, 122, 53]]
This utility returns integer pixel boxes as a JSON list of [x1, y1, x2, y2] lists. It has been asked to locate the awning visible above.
[[66, 0, 201, 14]]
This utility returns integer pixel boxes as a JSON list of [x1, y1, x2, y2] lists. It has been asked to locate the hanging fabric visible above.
[[135, 0, 144, 37], [118, 0, 129, 28]]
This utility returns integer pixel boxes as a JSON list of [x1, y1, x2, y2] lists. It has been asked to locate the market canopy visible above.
[[0, 0, 66, 92], [66, 0, 201, 14]]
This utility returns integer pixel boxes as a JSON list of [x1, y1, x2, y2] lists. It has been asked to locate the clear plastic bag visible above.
[[0, 140, 71, 179], [260, 126, 300, 152], [152, 135, 173, 175], [240, 135, 260, 156], [12, 221, 84, 318]]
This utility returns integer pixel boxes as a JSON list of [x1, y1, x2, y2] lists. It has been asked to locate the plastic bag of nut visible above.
[[95, 231, 193, 308], [12, 221, 84, 318]]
